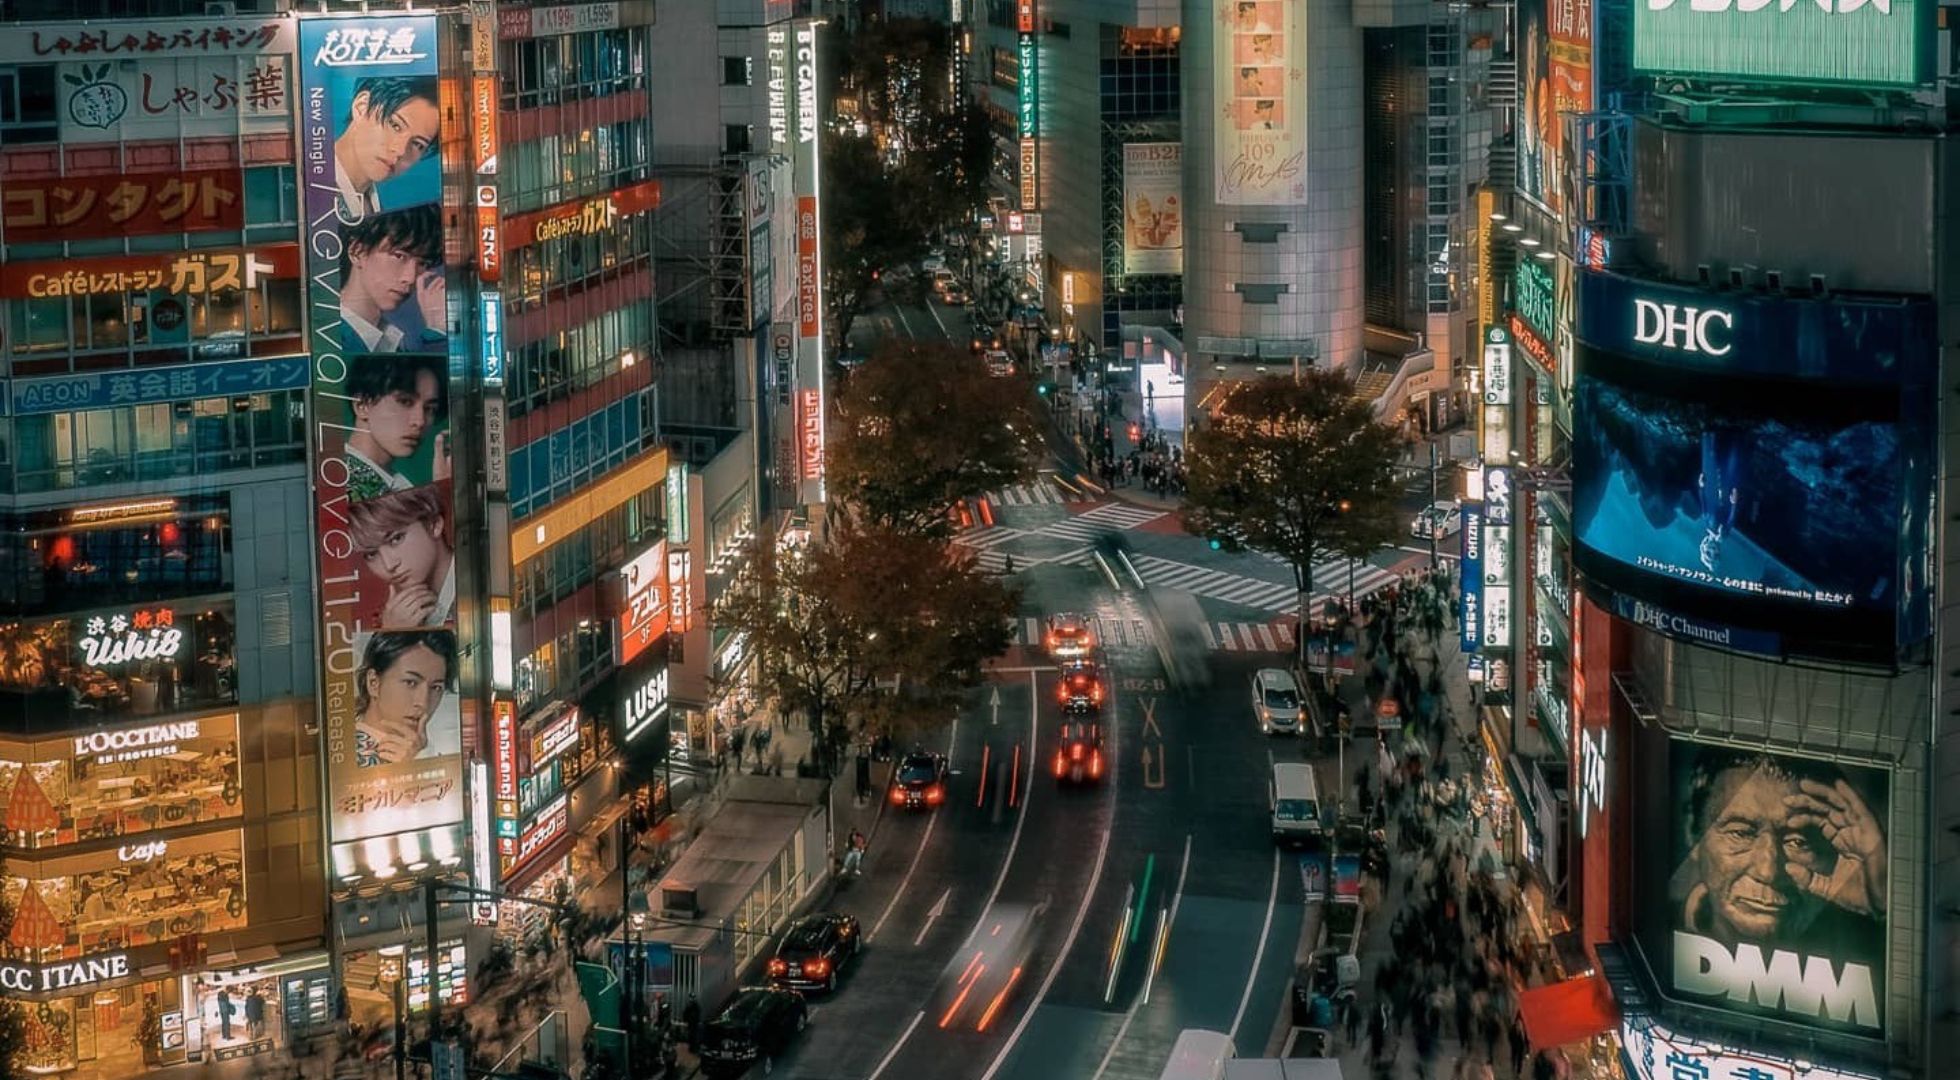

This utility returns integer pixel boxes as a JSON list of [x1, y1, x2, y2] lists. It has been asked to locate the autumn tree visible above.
[[714, 523, 1017, 769], [1182, 372, 1405, 664], [826, 339, 1042, 537]]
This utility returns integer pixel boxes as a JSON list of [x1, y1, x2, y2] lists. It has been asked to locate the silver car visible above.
[[1252, 668, 1303, 734]]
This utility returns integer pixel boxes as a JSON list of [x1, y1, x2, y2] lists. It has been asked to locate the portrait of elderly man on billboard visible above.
[[1669, 746, 1887, 969]]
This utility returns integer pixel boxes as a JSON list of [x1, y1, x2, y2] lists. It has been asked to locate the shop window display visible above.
[[0, 713, 241, 849], [0, 600, 236, 728], [3, 831, 246, 962]]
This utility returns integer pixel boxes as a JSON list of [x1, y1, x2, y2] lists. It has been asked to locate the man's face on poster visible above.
[[356, 370, 440, 460], [342, 89, 439, 192], [1690, 763, 1822, 941]]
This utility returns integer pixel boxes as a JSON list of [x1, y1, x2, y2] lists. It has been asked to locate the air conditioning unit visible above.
[[660, 885, 700, 920], [206, 1, 237, 15]]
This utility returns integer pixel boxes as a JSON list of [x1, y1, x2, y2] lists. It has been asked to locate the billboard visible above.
[[1645, 742, 1888, 1033], [1517, 0, 1556, 212], [1572, 370, 1901, 617], [1121, 143, 1183, 276], [1633, 0, 1929, 89], [1, 170, 247, 243], [1577, 271, 1937, 385], [1213, 1, 1306, 206], [299, 15, 461, 867], [1549, 0, 1593, 194]]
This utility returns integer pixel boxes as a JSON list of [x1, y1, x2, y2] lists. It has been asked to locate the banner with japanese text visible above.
[[299, 14, 463, 876]]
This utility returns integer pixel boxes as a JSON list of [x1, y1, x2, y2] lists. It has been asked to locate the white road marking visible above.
[[1228, 848, 1282, 1045], [866, 1010, 926, 1080], [868, 710, 961, 943]]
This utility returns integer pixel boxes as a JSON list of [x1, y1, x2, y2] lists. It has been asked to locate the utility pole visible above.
[[620, 813, 636, 1080], [1428, 442, 1440, 569]]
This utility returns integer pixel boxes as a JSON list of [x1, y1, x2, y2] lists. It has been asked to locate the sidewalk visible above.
[[1271, 577, 1568, 1080]]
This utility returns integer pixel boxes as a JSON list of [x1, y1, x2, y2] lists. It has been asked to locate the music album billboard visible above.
[[1213, 1, 1306, 206], [298, 15, 462, 864], [1645, 741, 1889, 1034], [1122, 143, 1183, 276], [1633, 0, 1930, 88]]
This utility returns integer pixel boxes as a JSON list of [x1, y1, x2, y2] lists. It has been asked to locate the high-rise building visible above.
[[1471, 2, 1954, 1076], [0, 9, 326, 1076], [0, 2, 674, 1070], [296, 3, 673, 1049]]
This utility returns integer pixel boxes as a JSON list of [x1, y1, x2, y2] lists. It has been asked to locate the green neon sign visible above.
[[1633, 0, 1930, 88]]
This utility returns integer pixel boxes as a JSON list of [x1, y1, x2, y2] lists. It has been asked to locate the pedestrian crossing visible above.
[[1002, 614, 1302, 653], [1035, 501, 1167, 543], [987, 479, 1085, 506], [1102, 553, 1399, 616]]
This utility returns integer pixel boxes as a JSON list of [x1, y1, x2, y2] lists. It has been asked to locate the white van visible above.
[[1270, 763, 1323, 845], [1159, 1029, 1234, 1080]]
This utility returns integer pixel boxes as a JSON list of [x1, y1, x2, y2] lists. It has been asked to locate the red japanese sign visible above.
[[492, 699, 518, 856], [800, 387, 824, 481], [616, 540, 669, 667], [0, 245, 298, 300], [1018, 0, 1037, 33], [503, 178, 661, 251], [471, 75, 499, 175], [477, 198, 503, 284], [1507, 311, 1558, 381], [796, 196, 820, 339], [2, 169, 243, 243]]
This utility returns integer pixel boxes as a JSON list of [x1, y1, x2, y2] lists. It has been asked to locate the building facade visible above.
[[0, 10, 328, 1076], [1469, 1, 1953, 1077]]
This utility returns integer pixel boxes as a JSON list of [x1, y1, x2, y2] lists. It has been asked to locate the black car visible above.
[[697, 986, 808, 1077], [889, 750, 949, 808], [767, 912, 862, 992], [971, 325, 1003, 353]]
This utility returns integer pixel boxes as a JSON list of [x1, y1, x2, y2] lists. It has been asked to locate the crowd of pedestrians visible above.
[[1330, 565, 1577, 1080]]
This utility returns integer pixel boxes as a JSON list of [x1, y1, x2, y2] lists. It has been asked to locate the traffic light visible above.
[[1128, 422, 1142, 442], [1208, 537, 1224, 551], [1037, 381, 1051, 397]]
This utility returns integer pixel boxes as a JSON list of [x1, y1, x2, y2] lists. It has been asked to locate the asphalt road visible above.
[[770, 293, 1455, 1080]]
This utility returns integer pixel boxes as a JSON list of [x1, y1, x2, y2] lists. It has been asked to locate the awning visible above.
[[1518, 973, 1620, 1052]]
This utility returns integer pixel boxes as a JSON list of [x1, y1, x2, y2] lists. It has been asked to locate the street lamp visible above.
[[379, 951, 407, 1080]]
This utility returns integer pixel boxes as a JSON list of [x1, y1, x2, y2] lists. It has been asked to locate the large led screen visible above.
[[1633, 0, 1929, 89], [1643, 741, 1888, 1034], [1571, 354, 1922, 657]]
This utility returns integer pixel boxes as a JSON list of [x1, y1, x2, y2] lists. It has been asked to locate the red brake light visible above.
[[1052, 752, 1066, 778], [889, 786, 907, 805], [1090, 749, 1104, 778], [806, 958, 829, 976], [768, 958, 787, 975], [926, 783, 945, 805]]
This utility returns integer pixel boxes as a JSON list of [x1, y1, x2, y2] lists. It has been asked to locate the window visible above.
[[0, 65, 58, 142], [244, 166, 298, 233], [724, 124, 752, 155], [3, 390, 306, 494], [723, 57, 751, 86]]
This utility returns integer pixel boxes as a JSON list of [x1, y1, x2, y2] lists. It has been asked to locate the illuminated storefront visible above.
[[0, 599, 236, 726], [0, 712, 240, 850]]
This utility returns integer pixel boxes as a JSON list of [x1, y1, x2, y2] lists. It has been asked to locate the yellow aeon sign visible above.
[[532, 196, 615, 244]]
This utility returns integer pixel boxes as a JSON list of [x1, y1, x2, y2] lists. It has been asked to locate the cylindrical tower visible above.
[[1182, 0, 1364, 401]]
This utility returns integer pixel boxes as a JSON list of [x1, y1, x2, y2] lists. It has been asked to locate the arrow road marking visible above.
[[1141, 744, 1165, 790], [989, 685, 1001, 726], [914, 888, 952, 947]]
